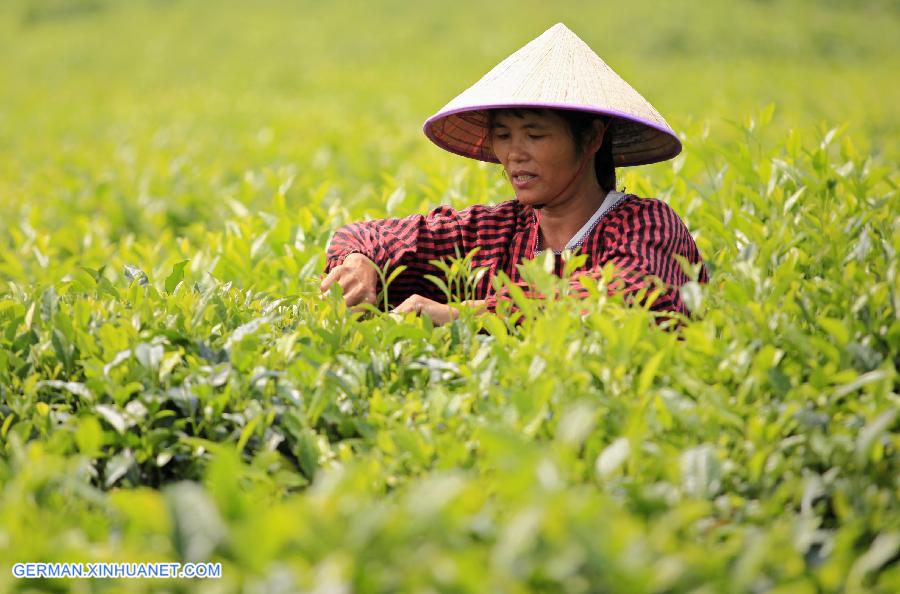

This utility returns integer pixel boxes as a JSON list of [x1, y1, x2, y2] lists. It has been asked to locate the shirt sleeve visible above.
[[483, 198, 708, 318], [324, 202, 518, 306]]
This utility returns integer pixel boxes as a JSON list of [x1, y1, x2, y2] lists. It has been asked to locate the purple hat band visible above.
[[423, 103, 682, 168]]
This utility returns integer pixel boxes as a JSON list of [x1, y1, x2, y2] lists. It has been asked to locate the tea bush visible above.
[[1, 1, 897, 592]]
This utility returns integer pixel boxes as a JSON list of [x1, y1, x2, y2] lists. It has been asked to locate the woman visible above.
[[320, 23, 708, 325]]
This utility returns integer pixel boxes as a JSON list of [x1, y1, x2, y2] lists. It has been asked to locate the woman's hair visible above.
[[486, 108, 617, 192]]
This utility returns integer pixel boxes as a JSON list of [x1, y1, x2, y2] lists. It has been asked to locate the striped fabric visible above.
[[324, 194, 708, 317]]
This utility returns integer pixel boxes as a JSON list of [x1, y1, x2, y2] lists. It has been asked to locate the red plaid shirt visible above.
[[324, 194, 708, 316]]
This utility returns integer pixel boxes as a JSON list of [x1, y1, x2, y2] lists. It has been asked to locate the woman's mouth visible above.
[[511, 173, 538, 189]]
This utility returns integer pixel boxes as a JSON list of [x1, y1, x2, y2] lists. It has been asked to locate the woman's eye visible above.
[[528, 134, 545, 140], [494, 133, 510, 140]]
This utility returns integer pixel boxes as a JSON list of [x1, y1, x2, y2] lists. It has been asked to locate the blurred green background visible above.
[[1, 0, 898, 245]]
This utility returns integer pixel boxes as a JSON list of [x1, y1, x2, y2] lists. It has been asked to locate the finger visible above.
[[393, 298, 415, 314], [461, 299, 487, 312], [428, 305, 457, 326], [342, 274, 378, 304], [320, 266, 343, 292], [348, 282, 379, 313], [394, 296, 424, 315], [344, 285, 376, 307]]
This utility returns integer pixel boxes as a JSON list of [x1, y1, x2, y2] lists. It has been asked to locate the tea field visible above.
[[0, 0, 898, 592]]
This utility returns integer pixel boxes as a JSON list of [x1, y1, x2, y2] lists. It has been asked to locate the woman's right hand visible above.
[[319, 252, 379, 308]]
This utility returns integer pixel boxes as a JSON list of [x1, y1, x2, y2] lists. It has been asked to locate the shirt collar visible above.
[[534, 190, 627, 255]]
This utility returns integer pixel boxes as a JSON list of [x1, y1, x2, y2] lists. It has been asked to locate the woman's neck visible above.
[[537, 180, 609, 253]]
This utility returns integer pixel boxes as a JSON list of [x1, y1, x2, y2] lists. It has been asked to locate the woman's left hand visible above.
[[393, 295, 486, 326]]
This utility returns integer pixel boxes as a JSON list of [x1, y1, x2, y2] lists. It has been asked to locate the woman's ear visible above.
[[588, 119, 607, 155]]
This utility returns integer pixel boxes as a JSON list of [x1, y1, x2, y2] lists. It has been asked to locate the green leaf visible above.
[[596, 437, 630, 478], [95, 404, 127, 434], [680, 281, 703, 313], [481, 314, 508, 344], [856, 408, 897, 465], [637, 351, 665, 394], [680, 445, 721, 499], [818, 316, 850, 345], [123, 264, 149, 287], [424, 274, 450, 300], [36, 380, 93, 402], [555, 402, 596, 447], [165, 260, 190, 293], [135, 343, 164, 370], [236, 415, 261, 454], [104, 449, 135, 488], [75, 416, 103, 457], [165, 481, 226, 563]]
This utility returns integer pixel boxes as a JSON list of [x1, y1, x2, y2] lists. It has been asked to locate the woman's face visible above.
[[489, 110, 584, 208]]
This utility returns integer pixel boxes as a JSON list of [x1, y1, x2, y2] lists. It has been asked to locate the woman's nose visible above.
[[507, 137, 528, 162]]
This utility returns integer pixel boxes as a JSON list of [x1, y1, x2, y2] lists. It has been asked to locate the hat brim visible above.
[[424, 102, 682, 167]]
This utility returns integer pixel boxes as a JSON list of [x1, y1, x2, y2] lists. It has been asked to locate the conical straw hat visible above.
[[423, 23, 681, 167]]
